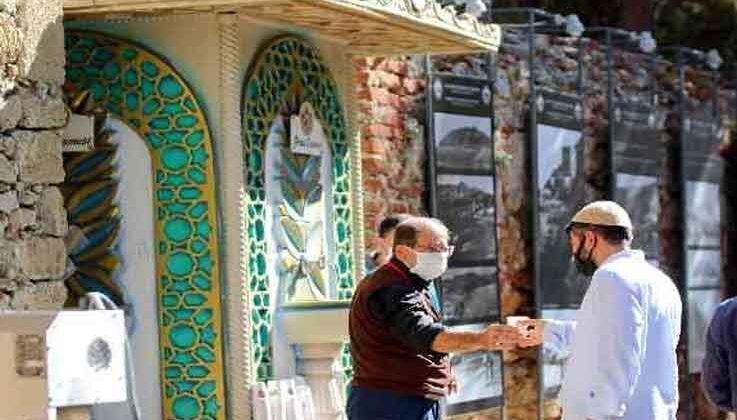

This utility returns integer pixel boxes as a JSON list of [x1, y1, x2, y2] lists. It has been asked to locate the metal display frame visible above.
[[644, 45, 724, 420], [491, 8, 585, 419], [588, 27, 663, 262], [425, 53, 506, 415], [668, 46, 723, 420], [434, 5, 734, 418]]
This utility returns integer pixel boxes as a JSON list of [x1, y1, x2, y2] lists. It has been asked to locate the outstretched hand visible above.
[[480, 324, 520, 350]]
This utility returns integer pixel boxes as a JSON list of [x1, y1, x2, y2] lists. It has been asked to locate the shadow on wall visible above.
[[0, 0, 69, 310]]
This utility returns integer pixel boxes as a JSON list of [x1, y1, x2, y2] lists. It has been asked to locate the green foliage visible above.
[[654, 0, 737, 63], [490, 0, 737, 64]]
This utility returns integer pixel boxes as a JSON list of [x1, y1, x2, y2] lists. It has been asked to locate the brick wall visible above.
[[356, 56, 428, 247]]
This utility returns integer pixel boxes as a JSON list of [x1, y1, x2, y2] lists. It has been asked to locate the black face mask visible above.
[[572, 237, 597, 277]]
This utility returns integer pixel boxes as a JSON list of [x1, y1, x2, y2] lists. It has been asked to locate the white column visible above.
[[217, 12, 252, 420], [297, 343, 346, 420], [343, 52, 366, 283]]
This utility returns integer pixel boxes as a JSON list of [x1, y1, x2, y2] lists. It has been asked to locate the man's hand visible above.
[[448, 371, 460, 395], [480, 324, 520, 350], [516, 319, 544, 348]]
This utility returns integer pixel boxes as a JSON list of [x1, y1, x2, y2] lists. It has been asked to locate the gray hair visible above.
[[393, 217, 449, 248]]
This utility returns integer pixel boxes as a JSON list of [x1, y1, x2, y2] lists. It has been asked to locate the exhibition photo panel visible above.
[[429, 70, 503, 415], [536, 91, 588, 310], [534, 90, 586, 405], [612, 102, 663, 263], [683, 104, 723, 374]]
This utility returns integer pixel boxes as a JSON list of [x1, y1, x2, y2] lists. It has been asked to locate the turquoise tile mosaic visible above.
[[243, 36, 355, 381], [64, 31, 226, 420]]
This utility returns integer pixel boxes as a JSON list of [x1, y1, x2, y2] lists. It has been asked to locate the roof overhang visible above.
[[63, 0, 502, 55]]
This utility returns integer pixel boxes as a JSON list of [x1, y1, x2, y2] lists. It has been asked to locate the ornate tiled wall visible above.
[[242, 36, 355, 381], [64, 31, 226, 420]]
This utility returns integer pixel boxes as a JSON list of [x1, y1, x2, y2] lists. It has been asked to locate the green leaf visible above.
[[280, 181, 305, 215], [281, 149, 303, 185], [305, 184, 323, 205], [280, 216, 305, 253], [305, 261, 327, 297], [301, 156, 321, 183]]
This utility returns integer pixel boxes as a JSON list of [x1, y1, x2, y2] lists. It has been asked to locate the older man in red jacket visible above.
[[347, 216, 532, 420]]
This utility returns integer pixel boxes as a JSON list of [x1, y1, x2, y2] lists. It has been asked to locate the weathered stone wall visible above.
[[355, 56, 428, 245], [0, 0, 67, 310], [491, 37, 539, 420], [652, 58, 689, 420]]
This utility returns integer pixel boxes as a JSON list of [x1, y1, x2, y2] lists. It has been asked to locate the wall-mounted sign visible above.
[[62, 114, 95, 153], [290, 102, 325, 156], [537, 90, 583, 131], [432, 75, 492, 117]]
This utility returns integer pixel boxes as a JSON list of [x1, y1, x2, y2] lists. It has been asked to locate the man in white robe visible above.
[[526, 201, 682, 420]]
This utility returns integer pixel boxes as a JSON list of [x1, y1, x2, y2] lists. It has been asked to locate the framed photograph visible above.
[[536, 124, 588, 308], [440, 266, 499, 325], [615, 173, 660, 260], [686, 181, 721, 248], [433, 112, 493, 174], [428, 70, 503, 417], [687, 288, 722, 373], [687, 249, 721, 289], [444, 324, 503, 415], [437, 175, 496, 265]]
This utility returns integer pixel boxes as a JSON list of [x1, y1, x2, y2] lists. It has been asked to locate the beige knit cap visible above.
[[567, 200, 633, 230]]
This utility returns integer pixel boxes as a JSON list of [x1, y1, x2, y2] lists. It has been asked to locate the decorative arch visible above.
[[243, 36, 355, 380], [64, 31, 226, 420]]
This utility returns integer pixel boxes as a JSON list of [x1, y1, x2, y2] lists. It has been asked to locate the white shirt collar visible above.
[[599, 248, 644, 268]]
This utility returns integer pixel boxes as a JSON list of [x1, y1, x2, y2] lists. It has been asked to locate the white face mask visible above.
[[409, 251, 448, 281]]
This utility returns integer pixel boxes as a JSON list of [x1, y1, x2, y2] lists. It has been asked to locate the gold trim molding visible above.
[[63, 0, 501, 54]]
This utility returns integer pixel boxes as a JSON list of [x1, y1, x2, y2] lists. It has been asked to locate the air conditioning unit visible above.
[[0, 310, 127, 420]]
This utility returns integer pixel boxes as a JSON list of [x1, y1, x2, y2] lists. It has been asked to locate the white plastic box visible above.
[[0, 310, 127, 420]]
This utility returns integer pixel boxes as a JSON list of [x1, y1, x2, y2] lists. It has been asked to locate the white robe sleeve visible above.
[[543, 319, 577, 362], [584, 271, 645, 419]]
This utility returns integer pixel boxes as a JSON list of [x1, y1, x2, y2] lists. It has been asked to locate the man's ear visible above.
[[585, 230, 597, 247], [394, 244, 410, 259]]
